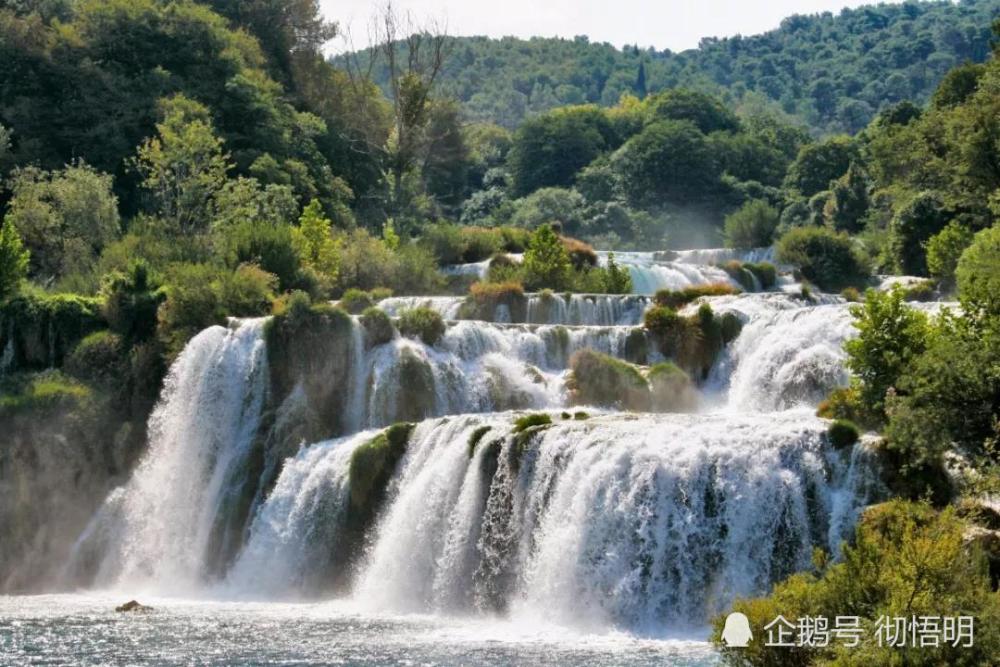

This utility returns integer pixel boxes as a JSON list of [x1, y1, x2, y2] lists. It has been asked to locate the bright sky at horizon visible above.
[[321, 0, 905, 54]]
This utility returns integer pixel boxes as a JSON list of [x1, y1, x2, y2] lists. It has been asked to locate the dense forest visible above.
[[350, 0, 1000, 133], [1, 1, 1000, 664]]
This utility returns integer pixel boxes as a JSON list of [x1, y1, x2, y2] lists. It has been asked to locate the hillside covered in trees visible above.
[[350, 0, 1000, 134]]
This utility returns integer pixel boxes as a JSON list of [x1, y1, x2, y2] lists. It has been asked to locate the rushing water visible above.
[[3, 246, 906, 665]]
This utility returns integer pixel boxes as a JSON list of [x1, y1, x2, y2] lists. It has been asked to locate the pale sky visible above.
[[323, 0, 905, 54]]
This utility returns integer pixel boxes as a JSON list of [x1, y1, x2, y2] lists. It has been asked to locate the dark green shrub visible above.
[[956, 224, 1000, 318], [360, 307, 394, 347], [64, 330, 124, 387], [101, 261, 164, 344], [217, 263, 277, 316], [776, 226, 870, 291], [643, 305, 682, 337], [721, 260, 756, 290], [827, 419, 860, 449], [397, 307, 446, 346], [926, 221, 974, 287], [723, 200, 779, 249], [887, 192, 948, 276]]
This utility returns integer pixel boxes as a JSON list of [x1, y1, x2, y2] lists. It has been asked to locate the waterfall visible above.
[[601, 252, 739, 295], [230, 411, 879, 634], [69, 319, 270, 593]]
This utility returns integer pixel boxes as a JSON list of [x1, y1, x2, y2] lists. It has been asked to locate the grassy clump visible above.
[[567, 349, 650, 411], [459, 280, 527, 321], [348, 423, 415, 518], [573, 411, 590, 420], [721, 260, 757, 291], [902, 280, 936, 302], [827, 419, 860, 449], [513, 412, 552, 433], [467, 425, 493, 458], [840, 286, 861, 302], [396, 306, 446, 346], [359, 307, 394, 347], [653, 283, 740, 309], [510, 413, 553, 465]]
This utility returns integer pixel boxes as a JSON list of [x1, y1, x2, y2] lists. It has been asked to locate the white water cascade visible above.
[[62, 247, 904, 639]]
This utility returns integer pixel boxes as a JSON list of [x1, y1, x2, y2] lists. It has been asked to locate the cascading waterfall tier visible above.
[[67, 319, 270, 593], [231, 411, 881, 634]]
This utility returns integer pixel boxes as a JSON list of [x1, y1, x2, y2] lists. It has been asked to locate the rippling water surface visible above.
[[1, 595, 720, 666]]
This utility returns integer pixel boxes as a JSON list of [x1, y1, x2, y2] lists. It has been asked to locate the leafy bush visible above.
[[568, 349, 650, 410], [827, 419, 860, 449], [926, 221, 974, 288], [887, 192, 948, 276], [840, 286, 861, 302], [643, 305, 682, 337], [653, 283, 740, 309], [156, 263, 226, 355], [0, 218, 30, 301], [217, 264, 277, 316], [216, 219, 302, 292], [359, 307, 394, 347], [521, 224, 573, 291], [776, 226, 870, 291], [724, 200, 779, 249], [713, 501, 1000, 667], [100, 261, 163, 344], [64, 330, 124, 388], [396, 307, 446, 346], [845, 287, 929, 420]]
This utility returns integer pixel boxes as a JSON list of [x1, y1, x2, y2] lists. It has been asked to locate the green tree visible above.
[[887, 192, 949, 276], [612, 120, 720, 207], [510, 188, 587, 235], [956, 223, 1000, 319], [293, 199, 341, 285], [0, 219, 30, 301], [4, 162, 120, 281], [521, 224, 572, 290], [508, 105, 616, 196], [422, 99, 471, 215], [926, 221, 974, 288], [133, 95, 231, 232], [783, 135, 858, 197], [823, 161, 870, 233], [723, 200, 779, 249], [845, 286, 929, 421], [646, 89, 740, 133]]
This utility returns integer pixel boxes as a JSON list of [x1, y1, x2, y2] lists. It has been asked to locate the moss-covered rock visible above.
[[359, 307, 394, 347], [568, 349, 650, 411], [720, 260, 757, 291], [0, 294, 105, 374], [648, 362, 699, 412], [396, 306, 446, 346], [510, 413, 552, 468], [645, 302, 729, 379], [624, 327, 649, 364], [719, 311, 743, 344], [348, 422, 415, 520], [467, 425, 493, 458], [389, 347, 437, 422], [339, 288, 374, 314], [265, 301, 356, 440], [745, 262, 778, 289], [653, 283, 740, 309]]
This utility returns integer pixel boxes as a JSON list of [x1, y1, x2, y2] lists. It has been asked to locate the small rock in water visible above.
[[115, 600, 153, 613]]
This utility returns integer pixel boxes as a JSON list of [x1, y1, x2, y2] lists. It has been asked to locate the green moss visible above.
[[348, 422, 415, 518], [513, 412, 552, 432], [396, 306, 446, 346], [461, 281, 528, 322], [827, 419, 860, 449], [359, 307, 394, 347], [721, 260, 757, 291], [392, 348, 437, 422], [573, 411, 590, 420], [0, 370, 94, 416], [719, 312, 743, 344], [643, 305, 682, 337], [568, 349, 649, 410], [467, 425, 493, 458]]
